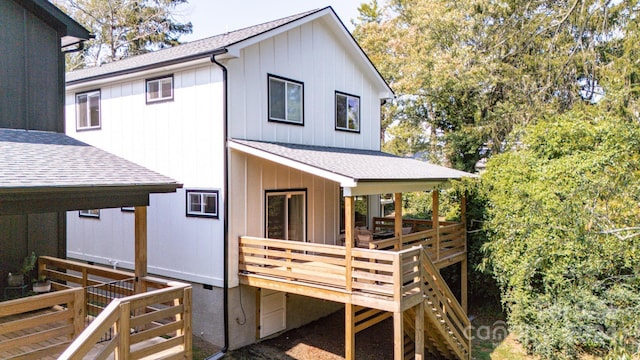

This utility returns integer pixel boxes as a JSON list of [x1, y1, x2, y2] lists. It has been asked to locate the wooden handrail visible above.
[[418, 247, 471, 358], [58, 284, 192, 360], [0, 288, 85, 359]]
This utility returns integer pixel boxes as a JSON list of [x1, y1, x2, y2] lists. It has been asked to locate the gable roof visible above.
[[66, 7, 392, 96], [0, 128, 181, 214], [228, 139, 474, 196]]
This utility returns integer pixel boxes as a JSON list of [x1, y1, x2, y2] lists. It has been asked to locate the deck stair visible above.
[[402, 247, 471, 359]]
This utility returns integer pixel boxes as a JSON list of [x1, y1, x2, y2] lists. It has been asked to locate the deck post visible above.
[[415, 300, 425, 360], [393, 311, 404, 360], [461, 193, 468, 313], [345, 304, 355, 360], [394, 193, 402, 250], [432, 190, 440, 261], [134, 206, 148, 294], [345, 195, 354, 292]]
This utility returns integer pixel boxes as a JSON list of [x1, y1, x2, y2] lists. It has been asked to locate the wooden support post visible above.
[[393, 311, 404, 360], [432, 190, 440, 261], [415, 301, 425, 360], [72, 288, 85, 340], [394, 193, 402, 250], [183, 287, 193, 359], [134, 206, 148, 295], [461, 257, 468, 314], [345, 196, 354, 292], [461, 192, 468, 313], [345, 304, 355, 360], [116, 302, 131, 360]]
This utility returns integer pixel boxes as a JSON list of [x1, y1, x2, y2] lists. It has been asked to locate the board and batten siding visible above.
[[226, 19, 383, 151], [65, 64, 226, 286], [228, 151, 340, 287]]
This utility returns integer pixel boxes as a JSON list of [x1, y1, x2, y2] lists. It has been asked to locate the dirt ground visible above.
[[222, 308, 394, 360]]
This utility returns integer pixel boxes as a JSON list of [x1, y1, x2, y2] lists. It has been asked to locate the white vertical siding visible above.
[[228, 151, 340, 287], [227, 19, 383, 151], [65, 64, 226, 286]]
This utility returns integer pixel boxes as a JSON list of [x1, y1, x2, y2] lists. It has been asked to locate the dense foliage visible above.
[[482, 106, 640, 357], [354, 0, 640, 357], [54, 0, 192, 69]]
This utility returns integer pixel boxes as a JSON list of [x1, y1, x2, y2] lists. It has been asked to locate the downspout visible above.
[[207, 48, 229, 359]]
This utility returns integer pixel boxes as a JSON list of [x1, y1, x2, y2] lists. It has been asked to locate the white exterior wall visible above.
[[226, 19, 383, 150], [65, 64, 226, 286]]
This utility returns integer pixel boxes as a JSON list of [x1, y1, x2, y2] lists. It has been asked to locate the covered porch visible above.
[[0, 129, 189, 359], [229, 139, 473, 360]]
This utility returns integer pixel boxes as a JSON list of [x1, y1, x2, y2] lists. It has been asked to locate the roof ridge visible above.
[[66, 7, 327, 83]]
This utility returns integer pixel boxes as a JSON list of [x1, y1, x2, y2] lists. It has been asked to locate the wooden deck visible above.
[[238, 218, 470, 359], [0, 257, 192, 360]]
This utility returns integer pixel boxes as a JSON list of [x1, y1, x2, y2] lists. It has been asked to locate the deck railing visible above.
[[239, 237, 424, 309], [58, 284, 192, 360], [370, 218, 466, 263], [0, 257, 192, 359], [0, 288, 85, 359]]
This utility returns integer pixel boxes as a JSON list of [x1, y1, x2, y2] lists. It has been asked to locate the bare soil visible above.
[[223, 308, 393, 360]]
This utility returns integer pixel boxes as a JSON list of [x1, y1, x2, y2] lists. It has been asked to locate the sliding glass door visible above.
[[266, 190, 306, 242]]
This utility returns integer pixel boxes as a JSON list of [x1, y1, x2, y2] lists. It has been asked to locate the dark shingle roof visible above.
[[0, 128, 179, 191], [66, 8, 322, 84], [229, 139, 474, 183]]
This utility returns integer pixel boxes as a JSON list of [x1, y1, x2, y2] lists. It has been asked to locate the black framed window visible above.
[[268, 74, 304, 125], [76, 90, 101, 130], [186, 190, 219, 218], [146, 75, 174, 103], [335, 91, 360, 132], [79, 209, 100, 218], [265, 189, 307, 242]]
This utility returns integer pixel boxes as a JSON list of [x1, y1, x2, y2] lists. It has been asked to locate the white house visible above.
[[65, 7, 473, 359]]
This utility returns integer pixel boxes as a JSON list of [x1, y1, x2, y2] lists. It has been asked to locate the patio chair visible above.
[[355, 228, 373, 248]]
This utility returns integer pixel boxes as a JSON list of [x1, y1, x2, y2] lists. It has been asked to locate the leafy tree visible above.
[[353, 0, 636, 172], [481, 105, 640, 357], [53, 0, 192, 69]]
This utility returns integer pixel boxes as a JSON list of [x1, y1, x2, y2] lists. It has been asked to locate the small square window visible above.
[[335, 91, 360, 132], [79, 209, 100, 218], [146, 76, 173, 103], [268, 74, 303, 125], [76, 90, 101, 130], [186, 190, 219, 218]]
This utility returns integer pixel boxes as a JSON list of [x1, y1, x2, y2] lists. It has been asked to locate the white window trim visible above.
[[186, 190, 219, 218], [268, 74, 304, 125], [75, 90, 101, 130], [146, 75, 174, 104]]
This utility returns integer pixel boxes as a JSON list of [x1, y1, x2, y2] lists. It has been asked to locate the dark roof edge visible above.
[[1, 183, 183, 196], [324, 6, 394, 96], [16, 0, 90, 40], [66, 50, 224, 86]]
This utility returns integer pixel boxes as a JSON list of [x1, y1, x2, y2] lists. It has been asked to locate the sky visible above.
[[175, 0, 365, 42]]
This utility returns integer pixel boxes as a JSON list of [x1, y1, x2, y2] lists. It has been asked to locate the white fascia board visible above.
[[65, 57, 216, 91], [343, 180, 447, 196], [319, 14, 393, 97], [225, 8, 333, 58], [228, 141, 357, 187]]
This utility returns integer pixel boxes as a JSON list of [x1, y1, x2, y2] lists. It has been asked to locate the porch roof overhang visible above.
[[0, 128, 182, 215], [228, 139, 475, 196]]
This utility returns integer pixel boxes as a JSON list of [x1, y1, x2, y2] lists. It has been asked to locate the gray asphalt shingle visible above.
[[229, 139, 474, 182], [0, 128, 178, 190], [66, 8, 321, 84]]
